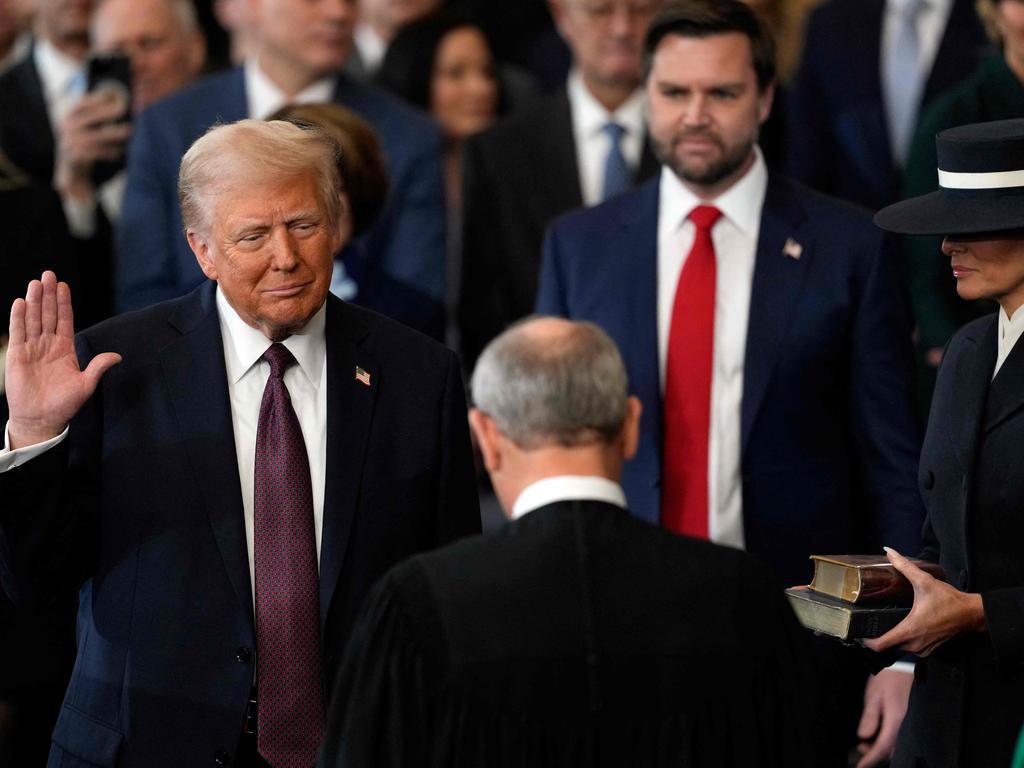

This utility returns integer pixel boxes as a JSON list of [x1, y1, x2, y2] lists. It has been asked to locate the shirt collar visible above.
[[33, 37, 83, 103], [567, 69, 645, 142], [658, 146, 768, 240], [353, 22, 386, 73], [511, 475, 627, 520], [244, 57, 336, 120], [215, 286, 327, 388]]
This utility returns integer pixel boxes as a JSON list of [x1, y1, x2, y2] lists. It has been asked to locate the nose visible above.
[[682, 93, 709, 127], [609, 4, 632, 35], [324, 0, 356, 22], [942, 236, 965, 256], [268, 228, 301, 270]]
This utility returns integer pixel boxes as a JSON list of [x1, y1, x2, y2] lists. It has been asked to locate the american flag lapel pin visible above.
[[782, 238, 803, 260], [355, 366, 371, 387]]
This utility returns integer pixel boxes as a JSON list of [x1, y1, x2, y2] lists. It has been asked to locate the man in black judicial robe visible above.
[[319, 317, 813, 768]]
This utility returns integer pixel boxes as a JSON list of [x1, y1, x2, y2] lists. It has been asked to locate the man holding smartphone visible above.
[[55, 0, 205, 242]]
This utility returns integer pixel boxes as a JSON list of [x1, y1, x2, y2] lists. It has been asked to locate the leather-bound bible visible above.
[[784, 586, 909, 640], [809, 554, 946, 604]]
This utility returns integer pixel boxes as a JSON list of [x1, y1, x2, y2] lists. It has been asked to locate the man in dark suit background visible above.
[[320, 316, 813, 767], [117, 0, 448, 338], [536, 2, 925, 764], [0, 119, 479, 767], [785, 0, 987, 211], [457, 0, 664, 368]]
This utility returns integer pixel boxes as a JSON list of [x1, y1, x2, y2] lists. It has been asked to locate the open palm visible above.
[[6, 271, 121, 449]]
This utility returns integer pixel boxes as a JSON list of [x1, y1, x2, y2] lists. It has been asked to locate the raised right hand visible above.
[[6, 271, 121, 449]]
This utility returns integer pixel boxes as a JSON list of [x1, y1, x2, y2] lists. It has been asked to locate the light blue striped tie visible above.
[[883, 0, 926, 167], [601, 122, 631, 202]]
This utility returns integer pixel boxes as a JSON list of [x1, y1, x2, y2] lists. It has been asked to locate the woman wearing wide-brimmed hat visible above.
[[867, 118, 1024, 768]]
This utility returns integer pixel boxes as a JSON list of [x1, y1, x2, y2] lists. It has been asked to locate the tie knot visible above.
[[602, 121, 626, 144], [689, 205, 722, 232], [263, 343, 297, 379]]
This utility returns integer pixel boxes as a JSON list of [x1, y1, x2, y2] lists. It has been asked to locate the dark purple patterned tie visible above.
[[254, 343, 325, 768]]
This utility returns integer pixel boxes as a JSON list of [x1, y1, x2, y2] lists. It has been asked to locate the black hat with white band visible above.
[[875, 118, 1024, 235]]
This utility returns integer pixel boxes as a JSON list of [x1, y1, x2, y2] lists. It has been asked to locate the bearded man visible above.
[[536, 2, 925, 765]]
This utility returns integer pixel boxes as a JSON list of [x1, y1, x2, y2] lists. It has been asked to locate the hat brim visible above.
[[874, 190, 1024, 235]]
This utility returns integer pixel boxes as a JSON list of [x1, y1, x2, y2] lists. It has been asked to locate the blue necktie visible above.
[[883, 0, 926, 167], [601, 122, 631, 202]]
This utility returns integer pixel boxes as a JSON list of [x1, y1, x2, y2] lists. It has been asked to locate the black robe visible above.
[[319, 500, 814, 767]]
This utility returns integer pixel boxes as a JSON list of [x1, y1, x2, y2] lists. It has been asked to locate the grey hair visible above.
[[178, 119, 342, 236], [92, 0, 200, 37], [470, 317, 630, 449]]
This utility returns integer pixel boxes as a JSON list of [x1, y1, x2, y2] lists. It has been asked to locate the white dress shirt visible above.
[[0, 31, 31, 76], [994, 303, 1024, 379], [656, 149, 768, 550], [567, 70, 645, 207], [1, 290, 330, 602], [353, 22, 387, 76], [216, 289, 328, 598], [33, 37, 84, 131], [512, 475, 627, 520], [881, 0, 953, 86], [245, 58, 336, 120]]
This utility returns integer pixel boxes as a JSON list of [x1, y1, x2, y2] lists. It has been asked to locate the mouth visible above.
[[951, 265, 977, 279], [264, 282, 311, 297]]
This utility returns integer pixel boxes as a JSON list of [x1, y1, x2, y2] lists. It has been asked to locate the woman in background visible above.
[[377, 11, 501, 344]]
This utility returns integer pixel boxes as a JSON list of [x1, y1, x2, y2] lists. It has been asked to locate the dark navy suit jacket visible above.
[[116, 68, 447, 337], [785, 0, 987, 211], [536, 174, 925, 587], [0, 283, 480, 767]]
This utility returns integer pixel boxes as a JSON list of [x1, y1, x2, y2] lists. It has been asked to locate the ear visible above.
[[187, 230, 218, 282], [468, 409, 502, 474], [620, 396, 642, 462], [757, 81, 775, 127], [548, 0, 570, 40]]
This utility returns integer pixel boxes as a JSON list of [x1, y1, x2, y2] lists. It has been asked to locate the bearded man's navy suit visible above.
[[116, 68, 447, 337], [536, 175, 925, 587], [0, 282, 480, 767]]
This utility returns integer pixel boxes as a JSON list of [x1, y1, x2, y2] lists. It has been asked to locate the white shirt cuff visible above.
[[889, 660, 915, 675], [0, 422, 69, 472]]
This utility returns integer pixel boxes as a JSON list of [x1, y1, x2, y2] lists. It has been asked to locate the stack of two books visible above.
[[785, 555, 945, 641]]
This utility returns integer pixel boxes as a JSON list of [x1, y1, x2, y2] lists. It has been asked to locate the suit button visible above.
[[235, 647, 251, 664], [950, 668, 963, 687], [214, 749, 230, 765], [922, 470, 935, 490]]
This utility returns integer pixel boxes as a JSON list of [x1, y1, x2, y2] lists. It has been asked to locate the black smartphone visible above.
[[86, 53, 132, 183]]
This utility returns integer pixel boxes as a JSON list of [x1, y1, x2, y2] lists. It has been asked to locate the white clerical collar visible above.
[[511, 475, 627, 520], [244, 57, 336, 120], [995, 302, 1024, 378], [33, 37, 83, 105], [215, 286, 327, 389], [567, 69, 645, 144], [658, 146, 768, 241]]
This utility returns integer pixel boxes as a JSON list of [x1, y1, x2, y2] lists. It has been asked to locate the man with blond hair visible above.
[[0, 119, 479, 768]]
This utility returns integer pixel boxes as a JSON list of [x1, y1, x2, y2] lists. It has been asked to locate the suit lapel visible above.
[[741, 177, 811, 455], [983, 319, 1024, 435], [318, 297, 378, 628], [533, 89, 583, 213], [951, 317, 996, 471], [160, 283, 252, 624], [8, 52, 56, 182]]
